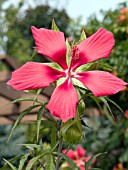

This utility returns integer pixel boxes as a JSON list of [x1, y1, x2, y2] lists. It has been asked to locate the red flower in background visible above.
[[62, 146, 95, 170], [125, 110, 128, 118], [117, 8, 128, 23], [7, 26, 127, 122]]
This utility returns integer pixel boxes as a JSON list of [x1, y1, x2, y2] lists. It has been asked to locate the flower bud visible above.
[[60, 119, 82, 144]]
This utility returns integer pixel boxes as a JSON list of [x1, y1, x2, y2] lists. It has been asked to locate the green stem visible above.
[[55, 141, 63, 170]]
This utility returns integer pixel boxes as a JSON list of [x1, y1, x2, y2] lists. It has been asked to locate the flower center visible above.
[[65, 68, 76, 78], [70, 45, 80, 60]]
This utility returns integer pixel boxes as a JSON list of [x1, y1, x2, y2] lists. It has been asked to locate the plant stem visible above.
[[56, 141, 63, 170]]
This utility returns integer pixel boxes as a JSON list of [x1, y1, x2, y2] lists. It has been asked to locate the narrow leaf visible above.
[[46, 154, 55, 170], [105, 97, 124, 113], [56, 152, 78, 169], [18, 154, 30, 170], [1, 156, 22, 170], [26, 151, 49, 170], [90, 168, 103, 170], [37, 106, 45, 141], [100, 97, 114, 119], [50, 124, 57, 147], [7, 105, 40, 142], [85, 152, 107, 169], [29, 50, 38, 60], [18, 144, 41, 150], [11, 98, 42, 104], [3, 159, 17, 170]]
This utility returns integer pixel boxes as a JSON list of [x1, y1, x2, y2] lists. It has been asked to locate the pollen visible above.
[[70, 46, 80, 60]]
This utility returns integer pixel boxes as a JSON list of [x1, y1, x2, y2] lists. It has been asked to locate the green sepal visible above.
[[66, 38, 71, 67], [47, 62, 63, 71], [57, 77, 65, 86], [72, 78, 87, 89], [51, 19, 59, 31], [76, 30, 86, 44], [75, 62, 97, 72], [60, 118, 82, 144]]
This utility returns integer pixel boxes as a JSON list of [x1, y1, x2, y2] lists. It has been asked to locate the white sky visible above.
[[66, 0, 127, 23], [4, 0, 127, 24]]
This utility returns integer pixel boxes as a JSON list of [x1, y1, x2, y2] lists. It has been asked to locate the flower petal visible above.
[[62, 149, 76, 160], [71, 28, 114, 70], [77, 146, 86, 158], [75, 71, 127, 97], [7, 62, 65, 90], [47, 78, 78, 122], [31, 26, 67, 69]]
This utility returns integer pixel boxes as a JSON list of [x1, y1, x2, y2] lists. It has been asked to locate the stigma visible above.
[[70, 46, 80, 60]]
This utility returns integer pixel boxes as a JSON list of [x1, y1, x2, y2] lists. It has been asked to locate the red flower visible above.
[[125, 110, 128, 118], [120, 8, 128, 15], [62, 146, 95, 170], [7, 26, 127, 122]]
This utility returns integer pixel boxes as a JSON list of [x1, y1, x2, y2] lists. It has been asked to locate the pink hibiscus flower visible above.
[[7, 26, 127, 122], [62, 146, 95, 170]]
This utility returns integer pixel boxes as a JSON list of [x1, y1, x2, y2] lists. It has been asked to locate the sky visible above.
[[4, 0, 127, 24], [65, 0, 126, 23], [46, 0, 127, 24]]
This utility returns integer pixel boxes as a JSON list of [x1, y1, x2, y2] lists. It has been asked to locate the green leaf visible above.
[[18, 154, 30, 170], [103, 105, 118, 127], [100, 97, 114, 119], [37, 106, 45, 141], [90, 168, 103, 170], [26, 151, 50, 170], [76, 30, 86, 44], [46, 154, 56, 170], [105, 97, 124, 113], [55, 152, 78, 169], [90, 96, 102, 109], [7, 105, 40, 142], [2, 156, 22, 170], [50, 123, 57, 147], [18, 144, 41, 150], [85, 152, 107, 169], [29, 50, 38, 60], [51, 19, 59, 31], [3, 159, 17, 170], [11, 97, 42, 104]]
